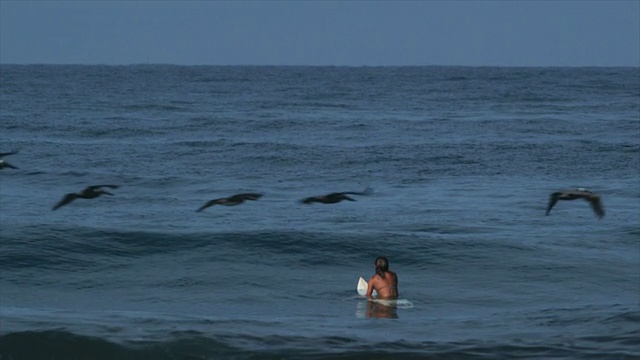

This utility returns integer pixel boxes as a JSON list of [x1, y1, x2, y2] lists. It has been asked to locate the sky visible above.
[[1, 0, 638, 67]]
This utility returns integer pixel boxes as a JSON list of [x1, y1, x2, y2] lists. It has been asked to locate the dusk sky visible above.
[[1, 0, 638, 67]]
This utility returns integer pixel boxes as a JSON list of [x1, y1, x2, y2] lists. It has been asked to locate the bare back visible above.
[[367, 271, 398, 300]]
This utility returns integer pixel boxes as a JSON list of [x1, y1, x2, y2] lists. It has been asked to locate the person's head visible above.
[[374, 256, 389, 278]]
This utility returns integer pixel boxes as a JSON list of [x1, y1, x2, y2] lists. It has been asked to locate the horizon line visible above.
[[2, 63, 639, 69]]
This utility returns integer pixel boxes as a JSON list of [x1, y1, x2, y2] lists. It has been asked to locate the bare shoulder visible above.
[[369, 274, 383, 283]]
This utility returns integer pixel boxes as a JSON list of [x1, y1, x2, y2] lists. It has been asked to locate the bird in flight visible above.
[[52, 185, 120, 210], [301, 188, 372, 204], [546, 188, 605, 219], [196, 193, 263, 212]]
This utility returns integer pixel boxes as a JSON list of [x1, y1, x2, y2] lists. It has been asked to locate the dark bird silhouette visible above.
[[546, 188, 605, 219], [196, 193, 263, 212], [301, 188, 372, 204], [0, 151, 19, 170], [52, 185, 119, 210]]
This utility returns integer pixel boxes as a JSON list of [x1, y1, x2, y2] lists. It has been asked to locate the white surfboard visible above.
[[357, 276, 376, 297]]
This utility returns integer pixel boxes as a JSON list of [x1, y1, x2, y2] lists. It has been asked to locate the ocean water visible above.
[[0, 65, 639, 359]]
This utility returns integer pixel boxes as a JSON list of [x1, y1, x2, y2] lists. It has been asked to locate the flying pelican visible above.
[[301, 188, 372, 204], [546, 188, 605, 219], [52, 185, 120, 210], [196, 193, 263, 212]]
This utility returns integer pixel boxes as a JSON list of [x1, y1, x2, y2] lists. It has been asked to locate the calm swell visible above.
[[1, 65, 639, 359]]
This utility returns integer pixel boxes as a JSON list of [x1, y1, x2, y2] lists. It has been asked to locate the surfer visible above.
[[366, 256, 398, 300], [546, 188, 605, 219], [52, 185, 119, 210], [300, 188, 372, 204]]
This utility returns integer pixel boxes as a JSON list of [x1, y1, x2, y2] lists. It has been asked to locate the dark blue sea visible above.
[[1, 65, 639, 360]]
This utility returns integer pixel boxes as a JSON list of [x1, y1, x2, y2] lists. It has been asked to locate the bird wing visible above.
[[0, 151, 18, 157], [0, 161, 18, 169], [588, 196, 605, 219], [81, 185, 119, 196], [301, 196, 318, 204], [546, 193, 560, 215], [232, 193, 263, 201], [321, 193, 356, 203], [196, 198, 224, 212], [52, 193, 77, 210]]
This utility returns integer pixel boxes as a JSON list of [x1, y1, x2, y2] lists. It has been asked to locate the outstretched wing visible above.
[[232, 193, 263, 201], [546, 192, 560, 215], [196, 198, 224, 212], [340, 194, 356, 202], [0, 160, 18, 169], [52, 193, 77, 211], [0, 151, 18, 157], [588, 196, 605, 219], [301, 196, 318, 204]]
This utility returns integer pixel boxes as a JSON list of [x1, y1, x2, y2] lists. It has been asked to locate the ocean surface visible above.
[[0, 65, 639, 359]]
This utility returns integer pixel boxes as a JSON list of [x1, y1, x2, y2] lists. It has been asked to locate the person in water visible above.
[[366, 256, 398, 300]]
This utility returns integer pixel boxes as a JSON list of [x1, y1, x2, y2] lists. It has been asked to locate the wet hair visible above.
[[374, 256, 389, 278]]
